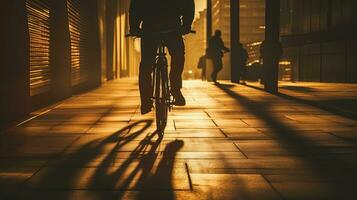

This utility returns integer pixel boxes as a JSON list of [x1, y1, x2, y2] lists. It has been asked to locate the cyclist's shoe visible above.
[[172, 90, 186, 106], [141, 100, 153, 115]]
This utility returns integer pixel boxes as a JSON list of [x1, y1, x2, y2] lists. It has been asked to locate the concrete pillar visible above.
[[86, 0, 102, 88], [50, 0, 72, 101], [0, 1, 30, 126], [263, 0, 282, 93], [205, 0, 213, 81], [230, 0, 240, 83], [206, 0, 212, 44]]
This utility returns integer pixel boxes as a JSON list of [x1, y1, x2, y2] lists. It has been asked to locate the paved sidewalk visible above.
[[247, 81, 357, 119], [1, 79, 357, 200]]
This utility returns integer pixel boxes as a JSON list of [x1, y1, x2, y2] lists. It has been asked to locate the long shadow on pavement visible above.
[[245, 83, 357, 120], [216, 83, 357, 199], [9, 119, 184, 199]]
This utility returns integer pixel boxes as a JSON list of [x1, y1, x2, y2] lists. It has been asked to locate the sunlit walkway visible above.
[[1, 79, 357, 200], [248, 81, 357, 118]]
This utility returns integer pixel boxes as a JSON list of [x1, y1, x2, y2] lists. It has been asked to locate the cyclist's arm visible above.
[[129, 0, 142, 33], [182, 0, 195, 29]]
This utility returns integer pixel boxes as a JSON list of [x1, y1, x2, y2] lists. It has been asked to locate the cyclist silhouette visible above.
[[129, 0, 195, 114]]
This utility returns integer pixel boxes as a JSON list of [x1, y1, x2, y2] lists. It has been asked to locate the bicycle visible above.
[[126, 30, 195, 132]]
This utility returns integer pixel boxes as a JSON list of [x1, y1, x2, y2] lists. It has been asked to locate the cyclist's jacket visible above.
[[129, 0, 195, 33]]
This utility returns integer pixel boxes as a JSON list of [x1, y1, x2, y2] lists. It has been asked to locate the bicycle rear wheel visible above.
[[154, 63, 169, 131]]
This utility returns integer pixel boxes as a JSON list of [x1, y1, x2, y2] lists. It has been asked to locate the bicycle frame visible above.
[[152, 39, 171, 131]]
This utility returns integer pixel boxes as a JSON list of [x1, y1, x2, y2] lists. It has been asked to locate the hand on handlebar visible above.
[[180, 25, 192, 35]]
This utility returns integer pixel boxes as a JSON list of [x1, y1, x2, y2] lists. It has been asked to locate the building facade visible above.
[[240, 0, 266, 66], [280, 0, 357, 83], [240, 0, 265, 44], [210, 0, 266, 78]]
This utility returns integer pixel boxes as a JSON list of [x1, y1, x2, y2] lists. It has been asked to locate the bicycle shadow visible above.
[[136, 139, 184, 200], [88, 123, 185, 199], [15, 120, 150, 197], [16, 119, 185, 200]]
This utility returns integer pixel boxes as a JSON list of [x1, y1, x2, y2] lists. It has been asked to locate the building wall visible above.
[[0, 0, 102, 127], [280, 0, 357, 83], [0, 1, 29, 127]]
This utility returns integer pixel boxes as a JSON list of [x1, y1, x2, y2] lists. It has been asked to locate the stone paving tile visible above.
[[265, 174, 357, 200], [175, 151, 245, 159], [164, 129, 226, 138], [0, 158, 47, 197], [213, 119, 250, 128], [0, 168, 38, 187], [10, 125, 57, 134], [285, 114, 333, 123], [50, 124, 92, 134], [241, 119, 277, 128], [174, 119, 217, 129], [187, 157, 311, 173], [190, 174, 282, 200], [207, 112, 257, 119], [0, 135, 79, 157], [222, 128, 271, 140], [98, 115, 133, 122], [86, 122, 131, 135]]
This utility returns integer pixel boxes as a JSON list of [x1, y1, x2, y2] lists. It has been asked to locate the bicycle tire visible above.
[[154, 58, 170, 132], [160, 61, 169, 128]]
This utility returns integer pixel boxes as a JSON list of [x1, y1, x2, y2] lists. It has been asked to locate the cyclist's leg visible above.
[[140, 36, 157, 111], [166, 35, 185, 93]]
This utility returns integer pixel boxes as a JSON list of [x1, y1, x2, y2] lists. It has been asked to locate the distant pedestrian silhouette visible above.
[[197, 54, 207, 81], [207, 30, 230, 83], [129, 0, 195, 114]]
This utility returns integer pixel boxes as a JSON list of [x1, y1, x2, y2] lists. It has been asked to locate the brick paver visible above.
[[1, 79, 357, 200]]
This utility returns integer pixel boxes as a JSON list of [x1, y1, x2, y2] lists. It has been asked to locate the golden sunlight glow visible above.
[[279, 61, 292, 65]]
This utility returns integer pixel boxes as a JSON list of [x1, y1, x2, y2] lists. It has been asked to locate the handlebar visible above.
[[126, 30, 196, 38]]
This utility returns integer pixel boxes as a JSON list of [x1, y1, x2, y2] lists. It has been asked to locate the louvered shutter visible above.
[[26, 0, 51, 96], [67, 0, 89, 86]]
